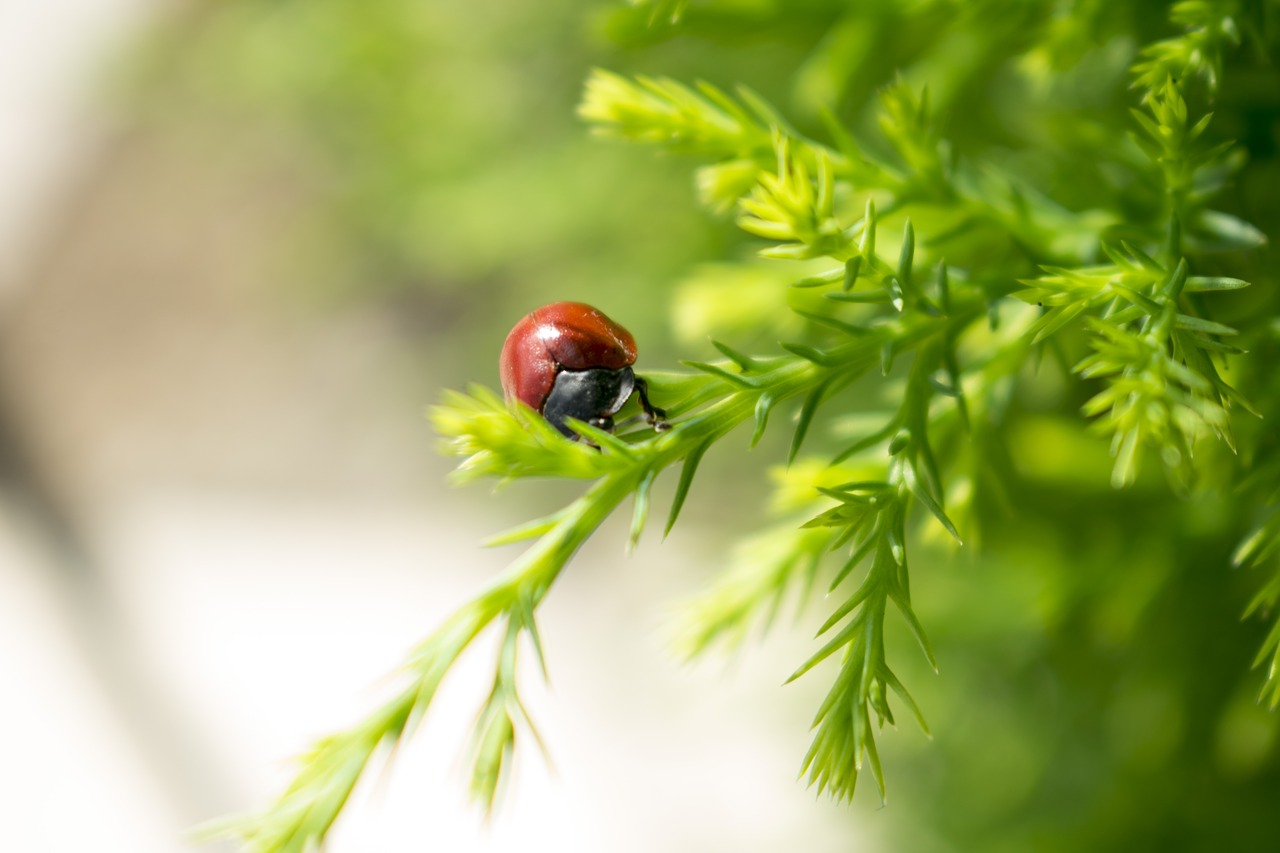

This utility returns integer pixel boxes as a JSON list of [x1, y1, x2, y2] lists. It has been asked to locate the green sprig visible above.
[[1132, 0, 1243, 92], [205, 3, 1278, 845], [1019, 73, 1255, 487]]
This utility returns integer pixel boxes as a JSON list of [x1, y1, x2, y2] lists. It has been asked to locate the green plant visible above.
[[204, 1, 1280, 850]]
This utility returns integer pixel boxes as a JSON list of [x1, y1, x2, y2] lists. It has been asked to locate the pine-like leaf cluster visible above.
[[207, 1, 1280, 849]]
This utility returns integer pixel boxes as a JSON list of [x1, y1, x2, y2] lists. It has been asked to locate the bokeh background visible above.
[[3, 2, 1279, 852]]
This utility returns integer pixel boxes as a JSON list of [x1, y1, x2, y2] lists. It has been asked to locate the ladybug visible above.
[[500, 301, 668, 438]]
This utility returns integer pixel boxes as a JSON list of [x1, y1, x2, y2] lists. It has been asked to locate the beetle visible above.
[[500, 301, 668, 438]]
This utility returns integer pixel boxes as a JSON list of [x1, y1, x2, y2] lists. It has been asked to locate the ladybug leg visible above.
[[569, 415, 614, 450], [633, 376, 670, 432]]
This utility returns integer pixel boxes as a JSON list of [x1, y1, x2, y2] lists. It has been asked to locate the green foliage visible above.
[[1131, 0, 1245, 92], [201, 0, 1280, 849], [1014, 76, 1257, 488], [1234, 451, 1280, 711]]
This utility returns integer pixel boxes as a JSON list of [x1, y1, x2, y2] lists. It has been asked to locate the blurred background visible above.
[[3, 1, 1279, 852]]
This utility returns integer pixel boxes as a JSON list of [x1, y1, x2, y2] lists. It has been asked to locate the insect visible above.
[[500, 301, 668, 438]]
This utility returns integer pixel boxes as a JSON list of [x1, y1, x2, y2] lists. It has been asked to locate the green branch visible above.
[[202, 4, 1278, 844]]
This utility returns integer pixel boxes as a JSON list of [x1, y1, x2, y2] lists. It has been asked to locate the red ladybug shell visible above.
[[500, 302, 638, 411]]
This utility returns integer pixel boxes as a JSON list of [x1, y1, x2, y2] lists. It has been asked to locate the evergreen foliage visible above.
[[193, 1, 1280, 849]]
